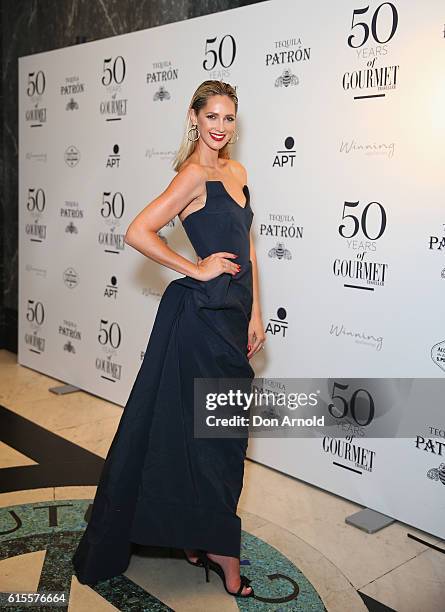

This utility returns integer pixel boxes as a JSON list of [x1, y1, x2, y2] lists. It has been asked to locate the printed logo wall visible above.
[[18, 0, 445, 539]]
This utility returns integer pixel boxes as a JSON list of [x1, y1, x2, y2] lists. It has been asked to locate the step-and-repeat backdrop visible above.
[[19, 0, 445, 539]]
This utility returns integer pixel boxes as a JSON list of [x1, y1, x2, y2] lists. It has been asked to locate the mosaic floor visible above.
[[1, 350, 444, 611]]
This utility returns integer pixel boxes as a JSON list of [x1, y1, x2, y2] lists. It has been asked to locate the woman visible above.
[[72, 80, 265, 599]]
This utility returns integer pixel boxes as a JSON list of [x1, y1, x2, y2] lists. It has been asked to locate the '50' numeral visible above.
[[203, 35, 236, 70], [348, 3, 398, 48]]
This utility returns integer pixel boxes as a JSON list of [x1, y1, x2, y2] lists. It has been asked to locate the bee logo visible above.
[[64, 340, 76, 353], [65, 222, 78, 234], [66, 98, 79, 111], [427, 463, 445, 485], [154, 86, 171, 102], [268, 242, 292, 260], [275, 69, 299, 88]]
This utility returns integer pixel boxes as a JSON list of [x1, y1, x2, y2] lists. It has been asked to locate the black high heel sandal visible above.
[[183, 549, 204, 567], [196, 551, 254, 598]]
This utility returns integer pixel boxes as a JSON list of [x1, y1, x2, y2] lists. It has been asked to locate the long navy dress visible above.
[[72, 180, 255, 585]]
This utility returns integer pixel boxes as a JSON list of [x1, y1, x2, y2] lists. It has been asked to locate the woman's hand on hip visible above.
[[195, 252, 240, 281]]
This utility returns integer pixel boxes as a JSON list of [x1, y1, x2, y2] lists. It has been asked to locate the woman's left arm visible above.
[[247, 232, 266, 359]]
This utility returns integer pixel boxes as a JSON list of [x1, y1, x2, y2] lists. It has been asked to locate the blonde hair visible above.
[[172, 80, 238, 173]]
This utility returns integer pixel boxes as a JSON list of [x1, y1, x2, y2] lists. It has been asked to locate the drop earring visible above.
[[228, 130, 239, 144], [187, 124, 200, 142]]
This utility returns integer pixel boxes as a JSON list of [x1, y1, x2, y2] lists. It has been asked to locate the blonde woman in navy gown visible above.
[[72, 80, 265, 599]]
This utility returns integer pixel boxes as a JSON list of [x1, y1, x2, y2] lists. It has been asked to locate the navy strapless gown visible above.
[[72, 180, 255, 585]]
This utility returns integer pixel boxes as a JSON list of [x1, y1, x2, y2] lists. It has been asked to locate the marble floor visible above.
[[0, 349, 444, 612]]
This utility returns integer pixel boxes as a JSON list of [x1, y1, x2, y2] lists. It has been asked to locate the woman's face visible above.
[[191, 95, 236, 150]]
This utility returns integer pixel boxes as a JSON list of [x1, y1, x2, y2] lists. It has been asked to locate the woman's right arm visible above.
[[124, 164, 205, 280]]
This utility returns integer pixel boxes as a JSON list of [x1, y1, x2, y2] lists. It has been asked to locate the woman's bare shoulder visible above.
[[227, 159, 248, 183], [176, 161, 208, 182]]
